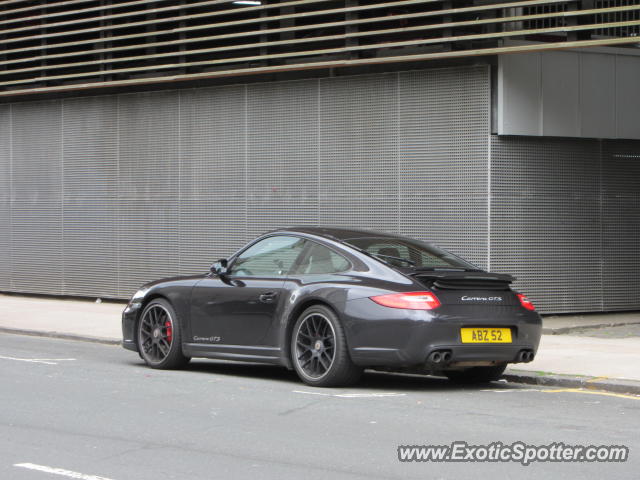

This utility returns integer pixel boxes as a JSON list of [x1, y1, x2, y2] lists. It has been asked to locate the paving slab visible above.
[[509, 334, 640, 381], [0, 293, 123, 342]]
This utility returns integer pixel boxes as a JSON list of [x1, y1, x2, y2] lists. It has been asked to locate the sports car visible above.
[[122, 227, 542, 387]]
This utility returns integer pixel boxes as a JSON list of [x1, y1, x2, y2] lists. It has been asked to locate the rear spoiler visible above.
[[409, 270, 515, 283]]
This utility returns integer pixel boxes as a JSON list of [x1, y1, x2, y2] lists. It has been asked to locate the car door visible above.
[[190, 235, 307, 347]]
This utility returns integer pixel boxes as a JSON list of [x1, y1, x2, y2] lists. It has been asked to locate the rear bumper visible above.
[[344, 298, 542, 368], [352, 344, 537, 365]]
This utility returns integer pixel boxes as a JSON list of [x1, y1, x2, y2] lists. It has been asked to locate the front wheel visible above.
[[137, 298, 190, 369], [444, 364, 507, 384], [291, 305, 362, 387]]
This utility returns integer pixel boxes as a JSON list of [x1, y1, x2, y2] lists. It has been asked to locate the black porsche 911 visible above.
[[122, 227, 541, 387]]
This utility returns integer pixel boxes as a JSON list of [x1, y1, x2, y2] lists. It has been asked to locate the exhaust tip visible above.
[[427, 350, 452, 366], [517, 350, 534, 363]]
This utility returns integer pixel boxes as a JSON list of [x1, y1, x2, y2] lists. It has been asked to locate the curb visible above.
[[542, 320, 640, 335], [504, 369, 640, 396], [0, 327, 121, 346]]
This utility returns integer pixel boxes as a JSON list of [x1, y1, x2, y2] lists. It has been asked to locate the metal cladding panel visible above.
[[117, 91, 180, 297], [615, 55, 640, 140], [541, 52, 580, 138], [62, 96, 119, 297], [499, 50, 640, 140], [398, 66, 489, 268], [319, 73, 399, 232], [490, 136, 603, 313], [247, 80, 319, 238], [179, 86, 247, 274], [601, 142, 640, 311], [0, 105, 9, 290], [10, 100, 63, 295], [580, 53, 616, 139], [497, 52, 541, 137]]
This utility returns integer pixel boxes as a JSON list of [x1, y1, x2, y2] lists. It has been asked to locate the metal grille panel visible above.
[[178, 85, 247, 274], [398, 66, 489, 267], [0, 65, 492, 302], [117, 91, 180, 297], [4, 65, 637, 314], [602, 142, 640, 311], [247, 79, 319, 237], [10, 100, 63, 295], [489, 135, 639, 313], [319, 73, 399, 232], [0, 105, 9, 290], [62, 96, 119, 297]]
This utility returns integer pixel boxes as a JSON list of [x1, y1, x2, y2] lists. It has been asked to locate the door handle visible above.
[[259, 291, 278, 303]]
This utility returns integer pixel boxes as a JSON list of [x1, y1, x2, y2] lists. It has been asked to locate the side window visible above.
[[366, 241, 451, 268], [293, 242, 351, 275], [231, 236, 306, 277]]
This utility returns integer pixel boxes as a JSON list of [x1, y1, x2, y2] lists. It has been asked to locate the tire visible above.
[[137, 298, 190, 369], [444, 364, 507, 384], [290, 305, 362, 387]]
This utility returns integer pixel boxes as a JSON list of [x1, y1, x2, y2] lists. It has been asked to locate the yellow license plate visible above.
[[460, 328, 512, 343]]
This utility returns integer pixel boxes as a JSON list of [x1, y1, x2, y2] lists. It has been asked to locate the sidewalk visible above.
[[0, 293, 124, 344], [0, 293, 639, 394]]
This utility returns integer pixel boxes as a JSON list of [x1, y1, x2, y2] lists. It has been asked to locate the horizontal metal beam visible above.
[[3, 2, 638, 71], [3, 17, 639, 81], [9, 0, 616, 61], [0, 0, 569, 45], [0, 0, 210, 27], [2, 36, 638, 98], [0, 0, 100, 15], [2, 0, 639, 96]]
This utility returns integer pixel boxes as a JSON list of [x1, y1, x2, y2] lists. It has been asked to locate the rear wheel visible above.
[[445, 364, 507, 384], [291, 305, 362, 387], [137, 298, 190, 369]]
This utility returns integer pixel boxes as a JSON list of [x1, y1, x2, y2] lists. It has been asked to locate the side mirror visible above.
[[210, 258, 228, 276]]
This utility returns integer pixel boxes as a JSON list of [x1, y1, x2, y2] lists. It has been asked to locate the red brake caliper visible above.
[[165, 321, 173, 344]]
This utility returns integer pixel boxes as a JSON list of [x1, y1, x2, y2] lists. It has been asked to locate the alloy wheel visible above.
[[294, 313, 336, 379], [139, 304, 174, 363]]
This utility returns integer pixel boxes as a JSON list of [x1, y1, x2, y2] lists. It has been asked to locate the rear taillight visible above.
[[517, 294, 536, 311], [370, 291, 441, 310]]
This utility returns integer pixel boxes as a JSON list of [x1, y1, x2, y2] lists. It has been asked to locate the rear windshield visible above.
[[343, 237, 477, 270]]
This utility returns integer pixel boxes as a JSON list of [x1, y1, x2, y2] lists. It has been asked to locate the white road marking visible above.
[[14, 463, 114, 480], [293, 390, 406, 398], [0, 356, 76, 365]]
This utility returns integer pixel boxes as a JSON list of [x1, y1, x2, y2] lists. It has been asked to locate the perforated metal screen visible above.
[[0, 65, 489, 299], [1, 64, 638, 313], [0, 105, 9, 292], [490, 136, 640, 313]]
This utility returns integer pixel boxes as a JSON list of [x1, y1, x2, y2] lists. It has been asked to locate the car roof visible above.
[[272, 226, 406, 242]]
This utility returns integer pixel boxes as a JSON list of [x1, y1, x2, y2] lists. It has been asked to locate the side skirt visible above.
[[183, 343, 285, 365]]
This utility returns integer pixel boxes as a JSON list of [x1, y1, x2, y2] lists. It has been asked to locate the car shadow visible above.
[[130, 358, 521, 393]]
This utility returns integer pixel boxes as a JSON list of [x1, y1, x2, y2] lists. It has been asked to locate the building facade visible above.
[[1, 0, 639, 313]]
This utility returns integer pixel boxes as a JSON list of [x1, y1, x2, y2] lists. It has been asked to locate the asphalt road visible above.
[[1, 334, 638, 480]]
